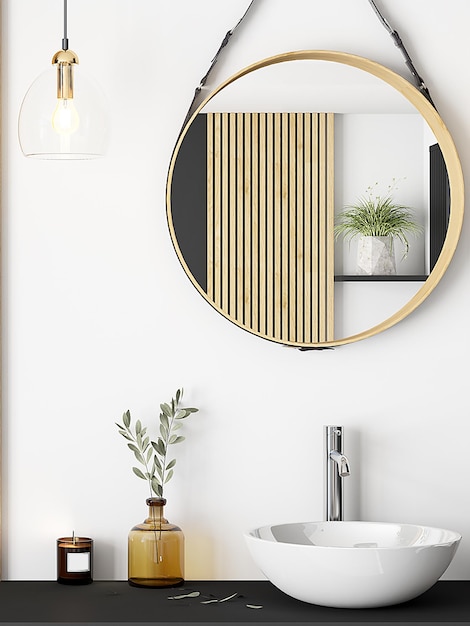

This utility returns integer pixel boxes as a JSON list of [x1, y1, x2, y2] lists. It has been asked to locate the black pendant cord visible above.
[[368, 0, 435, 108], [62, 0, 69, 50]]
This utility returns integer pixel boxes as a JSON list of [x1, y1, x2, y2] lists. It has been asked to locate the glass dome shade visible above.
[[18, 62, 109, 159]]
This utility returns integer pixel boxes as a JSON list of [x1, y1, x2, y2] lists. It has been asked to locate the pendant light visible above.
[[18, 0, 108, 159]]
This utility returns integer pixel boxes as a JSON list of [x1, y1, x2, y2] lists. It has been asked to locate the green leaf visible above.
[[166, 458, 176, 470], [135, 420, 142, 434], [176, 389, 181, 405], [134, 450, 145, 465], [154, 455, 162, 470], [155, 438, 166, 456], [142, 436, 149, 451], [164, 469, 174, 484], [127, 443, 140, 454], [123, 411, 131, 428], [160, 403, 172, 418], [118, 430, 133, 441], [132, 467, 146, 480], [172, 435, 185, 445], [146, 447, 153, 464], [151, 477, 161, 495], [175, 407, 197, 418], [160, 423, 168, 440], [161, 413, 169, 431]]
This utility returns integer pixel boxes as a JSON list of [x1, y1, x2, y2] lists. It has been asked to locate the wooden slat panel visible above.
[[318, 113, 327, 342], [311, 114, 319, 342], [303, 114, 312, 344], [206, 114, 214, 301], [213, 113, 222, 308], [236, 113, 244, 322], [258, 113, 267, 336], [296, 113, 305, 344], [244, 114, 252, 328], [281, 113, 289, 342], [206, 112, 335, 344], [251, 114, 259, 334], [266, 113, 274, 339], [273, 113, 282, 340], [229, 113, 237, 316], [221, 113, 229, 313], [289, 113, 297, 343], [326, 113, 335, 341]]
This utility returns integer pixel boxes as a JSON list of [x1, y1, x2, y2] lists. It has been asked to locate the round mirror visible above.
[[166, 51, 464, 348]]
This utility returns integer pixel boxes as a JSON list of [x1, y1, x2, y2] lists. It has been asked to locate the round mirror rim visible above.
[[166, 50, 464, 348]]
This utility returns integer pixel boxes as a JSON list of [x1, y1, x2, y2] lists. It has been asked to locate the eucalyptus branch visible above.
[[116, 388, 199, 498], [116, 410, 154, 497]]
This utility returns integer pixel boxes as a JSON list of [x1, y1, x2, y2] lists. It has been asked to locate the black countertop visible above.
[[0, 580, 468, 625]]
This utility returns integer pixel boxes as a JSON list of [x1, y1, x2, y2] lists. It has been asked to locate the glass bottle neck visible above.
[[146, 497, 168, 527]]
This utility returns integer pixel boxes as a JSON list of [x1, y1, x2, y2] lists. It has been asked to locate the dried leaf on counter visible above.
[[167, 591, 200, 600]]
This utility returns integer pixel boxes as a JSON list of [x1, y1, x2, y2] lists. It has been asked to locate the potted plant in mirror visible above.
[[116, 388, 198, 588], [334, 181, 423, 275]]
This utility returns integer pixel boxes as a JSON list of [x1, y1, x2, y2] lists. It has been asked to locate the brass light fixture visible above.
[[51, 48, 80, 137], [18, 0, 108, 159]]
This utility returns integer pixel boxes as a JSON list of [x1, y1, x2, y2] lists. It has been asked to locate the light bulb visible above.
[[52, 98, 80, 135]]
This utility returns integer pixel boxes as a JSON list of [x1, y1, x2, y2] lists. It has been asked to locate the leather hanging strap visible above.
[[179, 0, 435, 134], [368, 0, 435, 107], [180, 0, 257, 131]]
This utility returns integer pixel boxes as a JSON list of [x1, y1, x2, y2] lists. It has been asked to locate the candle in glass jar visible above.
[[57, 534, 93, 584]]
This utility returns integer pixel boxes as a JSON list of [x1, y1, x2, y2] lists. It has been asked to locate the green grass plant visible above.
[[334, 181, 423, 257]]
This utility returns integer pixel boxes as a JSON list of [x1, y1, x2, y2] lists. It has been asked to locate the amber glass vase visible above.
[[128, 497, 184, 587]]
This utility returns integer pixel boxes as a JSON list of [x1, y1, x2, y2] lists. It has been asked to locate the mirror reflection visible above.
[[167, 55, 452, 346]]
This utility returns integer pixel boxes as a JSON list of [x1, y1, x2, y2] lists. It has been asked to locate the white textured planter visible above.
[[356, 235, 396, 275]]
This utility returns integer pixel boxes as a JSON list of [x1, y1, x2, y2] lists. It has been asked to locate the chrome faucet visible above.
[[324, 425, 350, 521]]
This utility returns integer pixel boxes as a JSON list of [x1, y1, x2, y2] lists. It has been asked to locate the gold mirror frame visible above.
[[166, 50, 464, 348]]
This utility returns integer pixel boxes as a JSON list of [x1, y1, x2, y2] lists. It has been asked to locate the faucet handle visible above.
[[338, 455, 351, 477], [329, 450, 351, 477]]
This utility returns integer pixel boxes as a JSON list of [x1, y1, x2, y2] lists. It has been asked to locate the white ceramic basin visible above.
[[244, 521, 461, 609]]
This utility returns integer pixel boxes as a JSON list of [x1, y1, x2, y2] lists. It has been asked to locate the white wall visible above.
[[2, 0, 469, 582]]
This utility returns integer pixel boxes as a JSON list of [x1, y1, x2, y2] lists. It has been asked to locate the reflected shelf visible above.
[[335, 275, 428, 282]]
